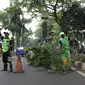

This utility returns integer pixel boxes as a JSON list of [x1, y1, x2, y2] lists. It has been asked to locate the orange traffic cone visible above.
[[14, 55, 24, 73]]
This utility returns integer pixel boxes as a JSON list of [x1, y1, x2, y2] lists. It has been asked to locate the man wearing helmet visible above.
[[59, 32, 71, 70], [0, 30, 13, 72]]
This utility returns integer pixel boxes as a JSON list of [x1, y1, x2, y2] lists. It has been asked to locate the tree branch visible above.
[[47, 6, 54, 10], [46, 3, 55, 7]]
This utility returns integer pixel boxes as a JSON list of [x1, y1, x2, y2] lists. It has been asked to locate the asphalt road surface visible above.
[[0, 57, 84, 85]]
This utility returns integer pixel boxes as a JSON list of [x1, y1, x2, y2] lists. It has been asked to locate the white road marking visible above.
[[71, 67, 85, 77]]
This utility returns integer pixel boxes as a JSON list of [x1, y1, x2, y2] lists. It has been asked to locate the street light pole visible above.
[[41, 11, 48, 43]]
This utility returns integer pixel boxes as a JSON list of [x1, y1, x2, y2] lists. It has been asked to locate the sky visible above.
[[0, 0, 10, 11]]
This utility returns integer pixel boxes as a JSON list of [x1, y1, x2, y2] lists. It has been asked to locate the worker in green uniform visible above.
[[59, 32, 71, 69]]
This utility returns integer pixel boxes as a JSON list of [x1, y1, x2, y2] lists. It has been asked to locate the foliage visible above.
[[25, 43, 53, 68], [18, 0, 76, 24], [50, 56, 71, 72], [25, 41, 71, 72], [60, 1, 85, 35]]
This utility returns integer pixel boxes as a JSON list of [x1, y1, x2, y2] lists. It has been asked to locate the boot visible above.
[[9, 63, 13, 72], [1, 63, 8, 71]]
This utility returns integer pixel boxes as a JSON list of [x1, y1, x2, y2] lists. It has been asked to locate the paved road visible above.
[[0, 57, 85, 85]]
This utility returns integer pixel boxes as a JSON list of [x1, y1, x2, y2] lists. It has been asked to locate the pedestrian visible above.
[[0, 30, 13, 72], [59, 32, 71, 70], [29, 48, 34, 60]]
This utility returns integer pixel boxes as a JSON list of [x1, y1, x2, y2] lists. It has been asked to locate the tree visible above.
[[0, 11, 9, 28], [0, 0, 32, 46], [59, 1, 85, 52], [60, 1, 85, 38]]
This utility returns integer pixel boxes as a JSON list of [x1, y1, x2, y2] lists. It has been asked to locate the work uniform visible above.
[[59, 33, 71, 66], [0, 33, 13, 72]]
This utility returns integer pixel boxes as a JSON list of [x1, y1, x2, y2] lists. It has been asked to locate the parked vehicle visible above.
[[16, 46, 25, 57]]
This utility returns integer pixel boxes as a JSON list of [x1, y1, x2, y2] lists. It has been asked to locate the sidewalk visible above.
[[0, 57, 85, 85]]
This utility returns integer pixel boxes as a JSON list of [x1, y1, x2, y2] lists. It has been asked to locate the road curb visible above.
[[72, 60, 85, 70]]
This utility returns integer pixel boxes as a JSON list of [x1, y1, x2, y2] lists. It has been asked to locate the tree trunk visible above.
[[16, 32, 21, 46], [54, 0, 58, 23]]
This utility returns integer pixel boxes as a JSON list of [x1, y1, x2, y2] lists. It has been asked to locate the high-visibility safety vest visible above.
[[2, 38, 10, 52]]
